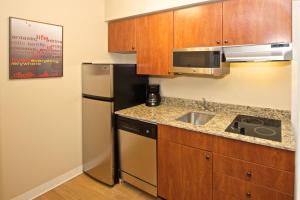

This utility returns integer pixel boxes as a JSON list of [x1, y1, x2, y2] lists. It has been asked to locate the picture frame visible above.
[[9, 17, 63, 79]]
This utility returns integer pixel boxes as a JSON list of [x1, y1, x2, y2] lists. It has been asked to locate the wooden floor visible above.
[[35, 174, 158, 200]]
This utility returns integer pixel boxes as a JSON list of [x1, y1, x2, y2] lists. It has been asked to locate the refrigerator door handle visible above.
[[82, 94, 114, 102]]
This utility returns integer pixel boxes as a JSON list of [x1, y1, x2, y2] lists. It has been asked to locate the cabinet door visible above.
[[174, 2, 223, 48], [223, 0, 292, 45], [108, 18, 136, 52], [158, 141, 212, 199], [157, 139, 170, 199], [136, 11, 173, 75], [166, 142, 183, 200], [157, 138, 183, 199], [181, 146, 213, 200]]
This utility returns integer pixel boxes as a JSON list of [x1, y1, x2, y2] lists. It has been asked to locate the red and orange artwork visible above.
[[9, 17, 63, 79]]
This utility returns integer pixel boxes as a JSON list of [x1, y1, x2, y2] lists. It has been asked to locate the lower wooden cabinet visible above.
[[213, 190, 292, 200], [213, 173, 293, 200], [157, 125, 295, 200], [157, 139, 169, 199], [213, 136, 295, 172], [181, 146, 213, 200], [158, 125, 213, 200], [213, 154, 294, 195]]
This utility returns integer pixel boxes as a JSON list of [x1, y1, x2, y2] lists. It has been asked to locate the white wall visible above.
[[151, 62, 291, 110], [105, 0, 215, 20], [0, 0, 129, 199]]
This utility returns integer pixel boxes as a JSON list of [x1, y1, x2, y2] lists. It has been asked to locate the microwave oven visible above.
[[172, 47, 230, 76]]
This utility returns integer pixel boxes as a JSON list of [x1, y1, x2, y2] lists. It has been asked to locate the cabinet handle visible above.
[[224, 40, 229, 44], [216, 40, 221, 45], [246, 171, 252, 178], [246, 192, 252, 198], [205, 154, 210, 160], [132, 46, 135, 50]]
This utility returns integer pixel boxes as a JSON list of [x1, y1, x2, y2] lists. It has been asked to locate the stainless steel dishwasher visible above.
[[117, 116, 157, 197]]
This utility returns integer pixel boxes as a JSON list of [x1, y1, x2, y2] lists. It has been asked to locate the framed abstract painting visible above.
[[9, 17, 63, 79]]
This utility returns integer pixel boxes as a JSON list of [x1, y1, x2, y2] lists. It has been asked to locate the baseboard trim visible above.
[[11, 165, 83, 200]]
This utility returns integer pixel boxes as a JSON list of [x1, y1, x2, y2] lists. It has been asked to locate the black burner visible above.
[[241, 118, 264, 125], [254, 127, 277, 136], [225, 115, 281, 142]]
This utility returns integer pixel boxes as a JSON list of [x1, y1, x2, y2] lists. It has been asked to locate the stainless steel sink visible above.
[[176, 112, 215, 125]]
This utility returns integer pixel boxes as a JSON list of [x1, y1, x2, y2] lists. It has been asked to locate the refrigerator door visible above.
[[82, 97, 114, 185], [82, 64, 113, 98]]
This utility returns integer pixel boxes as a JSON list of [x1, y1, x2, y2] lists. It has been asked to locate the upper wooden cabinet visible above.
[[174, 2, 223, 48], [135, 11, 173, 75], [223, 0, 292, 45], [108, 18, 136, 52], [107, 0, 292, 75]]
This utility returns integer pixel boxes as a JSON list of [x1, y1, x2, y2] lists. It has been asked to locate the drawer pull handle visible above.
[[246, 171, 252, 178], [205, 154, 210, 160], [246, 192, 252, 198]]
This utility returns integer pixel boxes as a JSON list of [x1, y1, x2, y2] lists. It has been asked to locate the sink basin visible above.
[[176, 112, 215, 125]]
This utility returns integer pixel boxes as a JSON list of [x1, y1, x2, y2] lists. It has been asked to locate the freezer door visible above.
[[82, 98, 114, 185], [82, 64, 113, 98]]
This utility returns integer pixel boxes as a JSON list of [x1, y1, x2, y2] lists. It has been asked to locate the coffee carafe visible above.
[[146, 84, 161, 107]]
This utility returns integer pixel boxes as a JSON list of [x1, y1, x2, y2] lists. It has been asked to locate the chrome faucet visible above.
[[199, 98, 211, 111]]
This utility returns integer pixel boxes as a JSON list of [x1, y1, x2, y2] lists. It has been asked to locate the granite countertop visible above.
[[115, 97, 295, 152]]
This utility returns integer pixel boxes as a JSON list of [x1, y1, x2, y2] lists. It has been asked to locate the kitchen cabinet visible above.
[[157, 139, 170, 199], [213, 136, 294, 200], [213, 173, 293, 200], [213, 154, 294, 195], [158, 125, 295, 200], [158, 125, 213, 200], [223, 0, 292, 45], [181, 146, 213, 200], [135, 11, 173, 75], [108, 18, 136, 52], [174, 2, 223, 48], [213, 136, 295, 172], [107, 0, 292, 74]]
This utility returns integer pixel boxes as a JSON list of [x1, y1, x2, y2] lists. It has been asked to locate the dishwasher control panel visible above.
[[116, 116, 157, 139]]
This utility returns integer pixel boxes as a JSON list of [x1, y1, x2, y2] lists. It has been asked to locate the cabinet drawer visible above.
[[213, 190, 240, 200], [213, 189, 293, 200], [158, 125, 213, 151], [213, 173, 293, 200], [213, 137, 295, 172], [213, 154, 294, 195]]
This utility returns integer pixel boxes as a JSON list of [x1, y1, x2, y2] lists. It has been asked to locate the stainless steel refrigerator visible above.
[[82, 63, 148, 185]]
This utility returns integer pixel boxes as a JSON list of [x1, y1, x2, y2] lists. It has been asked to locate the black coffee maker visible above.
[[146, 84, 161, 107]]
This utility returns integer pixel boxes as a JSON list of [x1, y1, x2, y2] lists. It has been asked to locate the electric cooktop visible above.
[[225, 115, 282, 142]]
